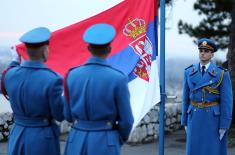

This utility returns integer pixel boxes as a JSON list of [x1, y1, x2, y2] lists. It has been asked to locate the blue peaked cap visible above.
[[198, 38, 217, 52], [83, 23, 116, 45], [20, 27, 51, 44]]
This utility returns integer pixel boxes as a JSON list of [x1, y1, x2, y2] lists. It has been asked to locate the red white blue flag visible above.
[[17, 0, 160, 128]]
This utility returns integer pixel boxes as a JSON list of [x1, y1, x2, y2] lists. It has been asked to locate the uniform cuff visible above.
[[220, 117, 232, 129], [181, 114, 187, 126]]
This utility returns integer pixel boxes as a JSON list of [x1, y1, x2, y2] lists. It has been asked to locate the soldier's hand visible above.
[[10, 46, 21, 63], [184, 126, 187, 133], [219, 129, 226, 140]]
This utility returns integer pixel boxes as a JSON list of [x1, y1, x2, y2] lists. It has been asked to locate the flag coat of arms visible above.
[[16, 0, 160, 128]]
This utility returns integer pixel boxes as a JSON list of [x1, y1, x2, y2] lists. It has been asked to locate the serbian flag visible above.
[[16, 0, 160, 128]]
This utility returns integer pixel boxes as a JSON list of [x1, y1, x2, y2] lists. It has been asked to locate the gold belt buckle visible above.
[[197, 102, 204, 108]]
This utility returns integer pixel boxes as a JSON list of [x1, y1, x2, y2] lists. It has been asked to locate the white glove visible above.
[[219, 129, 226, 140], [10, 46, 21, 62], [184, 126, 187, 133]]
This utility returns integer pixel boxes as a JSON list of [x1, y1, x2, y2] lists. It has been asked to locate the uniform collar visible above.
[[190, 62, 217, 76], [190, 62, 218, 91], [21, 60, 48, 69], [200, 62, 210, 72], [197, 61, 217, 76], [207, 61, 217, 76], [85, 56, 109, 66], [189, 64, 199, 76]]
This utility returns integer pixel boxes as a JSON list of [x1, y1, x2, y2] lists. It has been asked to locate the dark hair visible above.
[[88, 44, 111, 56], [26, 44, 48, 59]]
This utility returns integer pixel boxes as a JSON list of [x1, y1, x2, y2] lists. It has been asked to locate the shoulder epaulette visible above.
[[218, 66, 228, 72], [69, 66, 81, 72], [9, 61, 20, 67], [185, 64, 193, 70]]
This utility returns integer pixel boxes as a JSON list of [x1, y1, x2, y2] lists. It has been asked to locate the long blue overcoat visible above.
[[64, 57, 134, 155], [4, 61, 64, 155], [181, 62, 233, 155]]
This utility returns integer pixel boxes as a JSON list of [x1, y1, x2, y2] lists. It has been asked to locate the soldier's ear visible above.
[[211, 52, 214, 58], [42, 48, 48, 62], [88, 45, 95, 53], [106, 46, 111, 53], [88, 45, 91, 52]]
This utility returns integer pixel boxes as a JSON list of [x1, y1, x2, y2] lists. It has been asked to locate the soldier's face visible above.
[[199, 49, 214, 62]]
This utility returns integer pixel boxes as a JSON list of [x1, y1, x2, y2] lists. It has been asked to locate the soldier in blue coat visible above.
[[63, 23, 134, 155], [1, 27, 64, 155], [181, 38, 233, 155]]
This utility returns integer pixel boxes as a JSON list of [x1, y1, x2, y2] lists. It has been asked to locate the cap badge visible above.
[[202, 41, 207, 46]]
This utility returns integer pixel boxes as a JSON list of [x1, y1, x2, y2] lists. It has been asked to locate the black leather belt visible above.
[[73, 120, 114, 131], [14, 115, 53, 127]]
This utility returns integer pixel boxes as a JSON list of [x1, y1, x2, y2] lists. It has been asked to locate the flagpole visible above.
[[159, 0, 166, 155]]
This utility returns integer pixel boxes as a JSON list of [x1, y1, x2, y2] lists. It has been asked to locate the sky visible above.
[[0, 0, 227, 61]]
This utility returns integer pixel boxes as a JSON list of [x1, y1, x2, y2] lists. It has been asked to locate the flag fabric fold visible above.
[[17, 0, 160, 129]]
